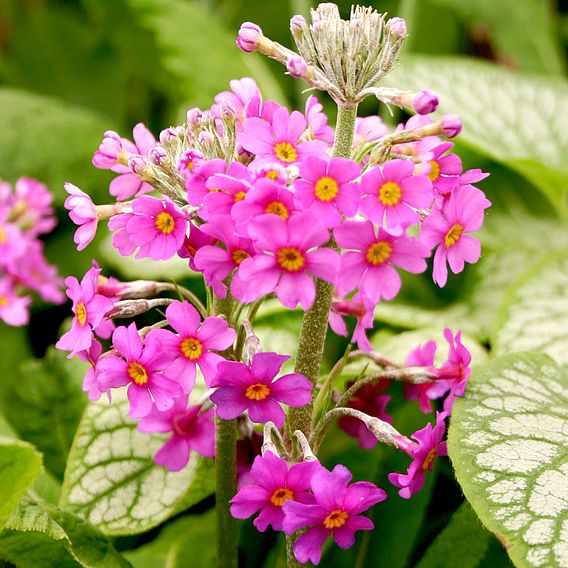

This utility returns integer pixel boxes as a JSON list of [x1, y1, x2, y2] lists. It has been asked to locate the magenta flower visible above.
[[10, 177, 56, 236], [295, 156, 361, 228], [282, 464, 387, 565], [403, 340, 437, 413], [177, 221, 216, 272], [186, 158, 226, 206], [239, 107, 327, 167], [421, 186, 491, 286], [329, 290, 374, 352], [138, 395, 215, 471], [64, 183, 98, 251], [0, 278, 31, 326], [422, 142, 462, 195], [230, 451, 321, 532], [235, 212, 338, 310], [77, 339, 107, 402], [146, 301, 235, 391], [353, 116, 389, 147], [210, 352, 312, 428], [388, 412, 448, 499], [177, 150, 204, 181], [55, 263, 115, 358], [360, 160, 433, 234], [213, 78, 262, 125], [0, 214, 26, 268], [305, 96, 334, 144], [123, 196, 187, 260], [334, 220, 429, 304], [96, 323, 182, 419]]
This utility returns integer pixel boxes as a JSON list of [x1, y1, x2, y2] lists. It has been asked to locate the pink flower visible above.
[[213, 78, 262, 125], [235, 212, 338, 310], [55, 263, 115, 358], [329, 290, 374, 352], [295, 156, 360, 228], [360, 160, 433, 234], [77, 340, 107, 402], [403, 340, 437, 413], [138, 396, 215, 471], [177, 150, 204, 181], [64, 183, 97, 251], [186, 158, 227, 206], [210, 352, 312, 428], [11, 178, 56, 236], [0, 214, 27, 268], [97, 323, 182, 419], [422, 142, 462, 195], [353, 116, 389, 147], [230, 451, 321, 532], [421, 186, 491, 287], [177, 222, 216, 272], [0, 278, 31, 326], [239, 107, 327, 167], [146, 301, 235, 391], [334, 220, 429, 304], [282, 464, 387, 565], [305, 96, 334, 144], [388, 412, 448, 499]]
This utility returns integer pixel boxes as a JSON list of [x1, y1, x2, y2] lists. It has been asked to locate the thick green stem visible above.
[[286, 103, 358, 568], [213, 293, 239, 568]]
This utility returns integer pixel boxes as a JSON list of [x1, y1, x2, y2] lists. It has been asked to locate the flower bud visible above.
[[220, 101, 236, 119], [236, 22, 262, 53], [441, 114, 462, 138], [92, 131, 122, 169], [149, 145, 167, 166], [412, 89, 439, 115], [290, 14, 307, 34], [128, 154, 147, 175], [159, 127, 178, 146], [287, 56, 308, 78], [387, 17, 407, 37], [186, 108, 203, 128]]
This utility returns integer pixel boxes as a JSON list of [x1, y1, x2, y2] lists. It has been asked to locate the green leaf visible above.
[[0, 496, 131, 568], [0, 348, 88, 479], [493, 253, 568, 364], [386, 58, 568, 216], [0, 438, 43, 531], [0, 88, 113, 205], [124, 510, 215, 568], [415, 502, 512, 568], [60, 394, 214, 535], [448, 352, 568, 568], [126, 0, 286, 108]]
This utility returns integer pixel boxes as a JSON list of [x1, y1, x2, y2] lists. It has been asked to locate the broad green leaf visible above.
[[386, 58, 568, 215], [126, 0, 286, 109], [0, 496, 131, 568], [0, 88, 113, 205], [124, 510, 215, 568], [494, 254, 568, 364], [416, 502, 512, 568], [60, 395, 214, 535], [0, 348, 87, 479], [0, 438, 42, 531], [448, 352, 568, 568]]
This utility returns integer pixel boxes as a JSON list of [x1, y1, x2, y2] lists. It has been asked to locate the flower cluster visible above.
[[0, 177, 63, 326]]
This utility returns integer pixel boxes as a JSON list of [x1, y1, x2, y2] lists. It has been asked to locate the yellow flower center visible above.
[[0, 226, 6, 245], [265, 201, 289, 220], [444, 223, 463, 248], [76, 301, 87, 326], [265, 170, 280, 181], [277, 247, 305, 272], [428, 160, 440, 181], [231, 249, 250, 266], [323, 510, 349, 529], [379, 181, 402, 206], [234, 191, 246, 202], [273, 142, 298, 163], [245, 383, 271, 401], [127, 362, 149, 385], [155, 212, 175, 234], [0, 295, 8, 307], [180, 337, 203, 360], [366, 241, 392, 266], [270, 488, 294, 507], [314, 176, 339, 202], [422, 447, 437, 471], [186, 160, 195, 171]]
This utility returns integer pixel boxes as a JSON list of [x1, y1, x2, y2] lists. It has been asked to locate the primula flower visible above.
[[235, 212, 338, 310], [388, 411, 448, 499], [186, 158, 226, 206], [96, 323, 182, 419], [230, 451, 321, 532], [9, 177, 56, 236], [64, 183, 98, 251], [239, 106, 327, 167], [282, 464, 387, 565], [0, 277, 31, 326], [177, 150, 204, 181], [177, 222, 216, 272], [78, 339, 107, 402], [403, 340, 437, 413], [146, 300, 235, 391], [421, 142, 462, 195], [421, 186, 491, 287], [360, 159, 433, 234], [210, 352, 312, 428], [0, 213, 27, 267], [55, 263, 115, 358], [138, 395, 215, 471], [353, 116, 389, 147], [305, 96, 334, 144], [329, 290, 374, 352], [334, 220, 429, 304], [212, 77, 262, 126], [294, 156, 360, 228]]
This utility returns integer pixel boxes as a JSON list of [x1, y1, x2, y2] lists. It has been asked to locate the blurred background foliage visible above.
[[0, 0, 567, 567]]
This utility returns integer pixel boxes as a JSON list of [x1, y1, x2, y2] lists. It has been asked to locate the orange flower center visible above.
[[314, 176, 339, 202], [428, 160, 440, 181], [180, 337, 203, 360], [0, 295, 8, 307], [323, 509, 348, 529], [277, 247, 305, 272], [379, 181, 402, 206], [155, 212, 175, 234], [231, 249, 250, 266], [265, 200, 289, 220], [127, 362, 149, 385], [0, 226, 6, 245], [366, 241, 392, 265], [422, 447, 437, 471], [234, 191, 246, 202], [273, 142, 298, 163], [444, 223, 463, 248], [76, 301, 87, 326], [245, 383, 271, 400], [270, 488, 294, 507], [265, 169, 280, 181]]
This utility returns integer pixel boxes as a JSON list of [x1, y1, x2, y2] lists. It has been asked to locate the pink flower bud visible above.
[[220, 101, 236, 119], [412, 89, 439, 115], [287, 56, 308, 78], [290, 14, 307, 34], [441, 114, 462, 138], [128, 154, 147, 175], [237, 22, 262, 53], [159, 127, 178, 145], [186, 108, 203, 127], [149, 146, 167, 165], [92, 131, 122, 169], [387, 17, 407, 37]]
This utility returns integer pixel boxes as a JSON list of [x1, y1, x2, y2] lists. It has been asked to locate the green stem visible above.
[[213, 293, 239, 568]]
